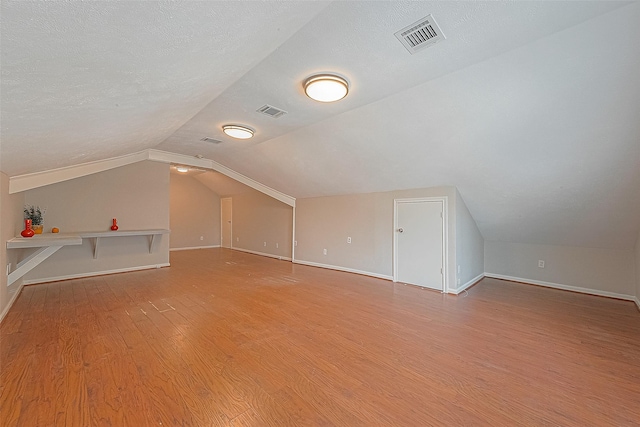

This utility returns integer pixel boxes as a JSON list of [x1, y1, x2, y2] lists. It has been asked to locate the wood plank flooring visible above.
[[1, 248, 639, 426]]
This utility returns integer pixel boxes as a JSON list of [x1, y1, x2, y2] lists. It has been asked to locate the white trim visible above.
[[484, 273, 635, 301], [147, 150, 213, 170], [232, 247, 291, 261], [293, 259, 393, 281], [449, 272, 484, 295], [634, 297, 640, 311], [0, 283, 25, 324], [22, 263, 171, 286], [9, 149, 296, 208], [148, 149, 296, 207], [291, 206, 296, 262], [9, 150, 149, 193], [393, 196, 449, 292], [170, 245, 220, 252]]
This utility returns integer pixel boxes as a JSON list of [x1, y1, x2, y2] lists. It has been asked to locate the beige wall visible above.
[[1, 172, 25, 320], [455, 189, 484, 288], [21, 161, 170, 283], [485, 241, 635, 297], [295, 187, 457, 287], [231, 190, 293, 259], [170, 173, 220, 250]]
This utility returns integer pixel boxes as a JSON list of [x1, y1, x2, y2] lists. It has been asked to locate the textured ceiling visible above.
[[2, 1, 639, 249], [0, 0, 329, 174]]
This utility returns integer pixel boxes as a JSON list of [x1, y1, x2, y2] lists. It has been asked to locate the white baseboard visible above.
[[22, 263, 171, 285], [232, 247, 291, 261], [0, 283, 25, 324], [484, 273, 635, 301], [293, 259, 393, 281], [634, 297, 640, 311], [449, 273, 485, 295], [170, 245, 220, 252]]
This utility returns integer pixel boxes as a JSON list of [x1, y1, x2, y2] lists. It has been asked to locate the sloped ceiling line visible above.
[[2, 1, 639, 250], [9, 149, 296, 207]]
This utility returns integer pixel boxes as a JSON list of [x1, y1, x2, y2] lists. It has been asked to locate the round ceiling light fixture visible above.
[[222, 125, 254, 139], [304, 74, 349, 103], [176, 166, 189, 173]]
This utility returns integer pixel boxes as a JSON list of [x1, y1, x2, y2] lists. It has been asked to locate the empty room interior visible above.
[[1, 1, 640, 426]]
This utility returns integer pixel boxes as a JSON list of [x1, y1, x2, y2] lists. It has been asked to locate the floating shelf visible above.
[[6, 234, 82, 286], [77, 229, 170, 259], [6, 229, 170, 285], [6, 234, 82, 249]]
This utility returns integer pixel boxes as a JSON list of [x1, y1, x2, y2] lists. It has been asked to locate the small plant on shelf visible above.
[[24, 205, 45, 225]]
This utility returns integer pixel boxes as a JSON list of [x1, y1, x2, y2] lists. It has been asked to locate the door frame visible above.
[[221, 197, 232, 248], [393, 197, 449, 293]]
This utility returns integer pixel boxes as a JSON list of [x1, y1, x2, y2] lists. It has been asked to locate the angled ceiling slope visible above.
[[0, 0, 330, 176], [2, 1, 639, 250]]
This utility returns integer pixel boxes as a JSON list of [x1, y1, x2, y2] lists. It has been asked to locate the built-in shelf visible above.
[[6, 229, 170, 285], [6, 234, 82, 286], [6, 234, 83, 249], [77, 229, 170, 259]]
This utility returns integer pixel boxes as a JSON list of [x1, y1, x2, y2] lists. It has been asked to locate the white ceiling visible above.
[[2, 1, 639, 249]]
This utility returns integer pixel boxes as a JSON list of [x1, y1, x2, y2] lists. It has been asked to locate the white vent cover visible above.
[[200, 137, 222, 144], [395, 14, 445, 54], [257, 104, 287, 118]]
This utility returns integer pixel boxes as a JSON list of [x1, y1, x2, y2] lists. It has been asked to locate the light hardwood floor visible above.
[[1, 248, 639, 426]]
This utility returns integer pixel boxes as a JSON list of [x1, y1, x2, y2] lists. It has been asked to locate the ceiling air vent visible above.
[[200, 137, 222, 144], [257, 104, 287, 118], [394, 14, 445, 54]]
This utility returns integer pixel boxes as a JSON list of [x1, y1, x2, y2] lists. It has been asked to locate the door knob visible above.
[[397, 228, 404, 233]]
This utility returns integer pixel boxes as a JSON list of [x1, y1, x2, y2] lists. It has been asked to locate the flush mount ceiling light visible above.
[[222, 125, 254, 139], [176, 166, 189, 173], [303, 74, 349, 103]]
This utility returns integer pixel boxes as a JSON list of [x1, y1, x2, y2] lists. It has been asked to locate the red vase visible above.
[[21, 219, 35, 238], [111, 218, 119, 231]]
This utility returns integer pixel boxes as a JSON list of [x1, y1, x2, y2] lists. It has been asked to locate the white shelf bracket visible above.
[[90, 237, 101, 259], [8, 245, 64, 286], [149, 234, 160, 254]]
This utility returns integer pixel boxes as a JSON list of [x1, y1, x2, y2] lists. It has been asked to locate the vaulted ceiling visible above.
[[2, 1, 639, 249]]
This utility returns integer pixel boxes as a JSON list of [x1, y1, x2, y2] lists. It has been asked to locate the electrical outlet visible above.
[[200, 236, 204, 241], [347, 237, 352, 244], [538, 260, 545, 268], [264, 242, 267, 247], [276, 243, 279, 249], [323, 248, 327, 255], [294, 240, 298, 247], [236, 237, 239, 242]]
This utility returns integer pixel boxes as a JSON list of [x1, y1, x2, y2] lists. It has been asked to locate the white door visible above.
[[221, 197, 232, 248], [394, 199, 444, 291]]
